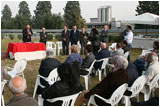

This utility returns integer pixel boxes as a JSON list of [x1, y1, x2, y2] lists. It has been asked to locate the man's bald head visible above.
[[9, 76, 27, 95], [101, 42, 107, 49], [26, 25, 30, 30]]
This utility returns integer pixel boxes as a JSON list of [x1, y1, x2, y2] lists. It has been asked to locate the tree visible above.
[[1, 4, 12, 20], [136, 1, 159, 15], [63, 1, 86, 29], [33, 1, 52, 28], [18, 1, 31, 18], [135, 1, 159, 29]]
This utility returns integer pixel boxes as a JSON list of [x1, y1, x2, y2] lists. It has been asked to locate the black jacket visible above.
[[88, 34, 100, 46], [81, 53, 95, 69], [80, 31, 88, 45], [84, 69, 129, 106], [61, 30, 70, 43], [70, 29, 80, 44], [122, 45, 130, 53], [22, 28, 33, 42], [40, 32, 47, 43], [39, 58, 61, 88]]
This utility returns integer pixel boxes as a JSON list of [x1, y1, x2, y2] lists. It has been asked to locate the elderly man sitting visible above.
[[81, 56, 129, 106], [94, 42, 110, 71], [142, 52, 159, 82], [110, 42, 124, 57], [38, 48, 61, 94], [7, 76, 38, 106]]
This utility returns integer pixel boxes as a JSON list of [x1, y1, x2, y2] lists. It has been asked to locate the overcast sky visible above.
[[1, 1, 139, 22]]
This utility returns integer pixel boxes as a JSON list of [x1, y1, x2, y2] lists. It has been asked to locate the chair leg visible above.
[[124, 96, 130, 106], [33, 77, 39, 98], [2, 95, 5, 106], [98, 69, 101, 81], [144, 93, 150, 101], [84, 76, 88, 90]]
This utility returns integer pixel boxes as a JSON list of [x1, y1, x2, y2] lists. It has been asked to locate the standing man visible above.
[[101, 25, 109, 44], [80, 27, 88, 54], [61, 25, 70, 55], [40, 27, 47, 45], [70, 26, 80, 45], [22, 25, 33, 42], [124, 25, 133, 62], [124, 25, 133, 48]]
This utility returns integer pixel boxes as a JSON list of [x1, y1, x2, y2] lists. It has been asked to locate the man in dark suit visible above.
[[70, 26, 80, 45], [80, 45, 95, 75], [82, 56, 129, 106], [94, 43, 110, 70], [37, 48, 61, 94], [40, 27, 47, 45], [80, 28, 88, 54], [61, 25, 70, 55], [101, 25, 109, 44], [22, 25, 33, 42]]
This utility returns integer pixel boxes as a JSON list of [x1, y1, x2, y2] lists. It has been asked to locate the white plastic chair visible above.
[[4, 59, 27, 78], [141, 50, 151, 56], [87, 83, 128, 106], [80, 60, 96, 90], [109, 43, 117, 51], [1, 80, 7, 106], [38, 91, 81, 106], [33, 68, 60, 99], [46, 42, 56, 57], [56, 41, 62, 56], [123, 51, 130, 59], [123, 75, 147, 106], [141, 74, 159, 101], [95, 58, 109, 81], [77, 41, 81, 54]]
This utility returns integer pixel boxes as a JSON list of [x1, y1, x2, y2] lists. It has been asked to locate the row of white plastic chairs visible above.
[[36, 73, 159, 106], [46, 41, 82, 56]]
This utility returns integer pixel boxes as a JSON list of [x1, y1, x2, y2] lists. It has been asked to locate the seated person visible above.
[[7, 76, 38, 106], [83, 56, 129, 106], [80, 44, 95, 75], [41, 63, 83, 106], [121, 40, 130, 54], [151, 41, 159, 56], [65, 45, 82, 65], [110, 42, 124, 57], [112, 55, 139, 87], [38, 48, 61, 94], [142, 52, 159, 82], [94, 42, 110, 70]]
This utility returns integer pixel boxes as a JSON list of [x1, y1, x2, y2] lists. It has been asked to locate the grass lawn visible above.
[[1, 38, 159, 105]]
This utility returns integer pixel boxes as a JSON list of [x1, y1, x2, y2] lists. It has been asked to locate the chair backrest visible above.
[[109, 43, 117, 51], [149, 73, 159, 89], [124, 51, 129, 59], [142, 50, 151, 56], [47, 68, 60, 82], [130, 75, 147, 95], [109, 83, 128, 106], [87, 60, 96, 74], [101, 58, 109, 70], [14, 59, 27, 75], [56, 41, 62, 49], [46, 42, 53, 48], [46, 92, 81, 106]]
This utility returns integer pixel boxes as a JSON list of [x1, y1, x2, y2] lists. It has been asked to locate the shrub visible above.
[[1, 33, 5, 40], [9, 34, 14, 40], [109, 35, 122, 43], [17, 34, 22, 40], [55, 34, 61, 41], [47, 33, 53, 41]]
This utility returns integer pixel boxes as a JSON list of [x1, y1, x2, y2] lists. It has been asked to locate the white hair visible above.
[[117, 56, 128, 70], [46, 48, 55, 58], [150, 52, 158, 62], [9, 77, 27, 94]]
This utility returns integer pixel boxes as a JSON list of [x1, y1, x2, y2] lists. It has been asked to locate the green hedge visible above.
[[47, 33, 53, 41], [109, 35, 123, 43], [9, 34, 15, 40], [1, 33, 5, 40], [17, 34, 22, 40], [55, 34, 61, 41]]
